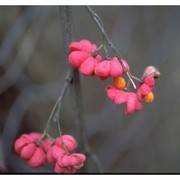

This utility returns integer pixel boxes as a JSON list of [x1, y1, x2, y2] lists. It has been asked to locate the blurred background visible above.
[[0, 6, 180, 173]]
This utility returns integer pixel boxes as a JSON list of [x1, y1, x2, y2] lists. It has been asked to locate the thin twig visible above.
[[40, 76, 72, 140], [86, 6, 137, 89]]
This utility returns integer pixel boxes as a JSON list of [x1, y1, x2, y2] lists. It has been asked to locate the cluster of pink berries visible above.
[[106, 75, 155, 114], [68, 39, 160, 114], [14, 39, 160, 174], [69, 40, 130, 78], [14, 132, 86, 173]]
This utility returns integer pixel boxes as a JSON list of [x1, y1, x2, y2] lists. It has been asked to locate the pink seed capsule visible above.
[[79, 57, 96, 76], [68, 51, 89, 68], [69, 42, 83, 52], [55, 135, 77, 153], [109, 57, 123, 77], [95, 60, 110, 80], [126, 94, 136, 115], [144, 76, 155, 88], [106, 85, 123, 101], [27, 147, 46, 168]]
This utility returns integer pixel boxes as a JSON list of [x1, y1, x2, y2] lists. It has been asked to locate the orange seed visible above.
[[144, 91, 154, 103], [113, 77, 126, 89]]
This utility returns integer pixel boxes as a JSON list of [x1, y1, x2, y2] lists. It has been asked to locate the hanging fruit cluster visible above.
[[14, 39, 160, 174], [14, 133, 86, 173], [68, 39, 160, 114]]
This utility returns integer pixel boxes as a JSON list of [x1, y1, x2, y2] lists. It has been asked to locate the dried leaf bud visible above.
[[141, 66, 160, 81]]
